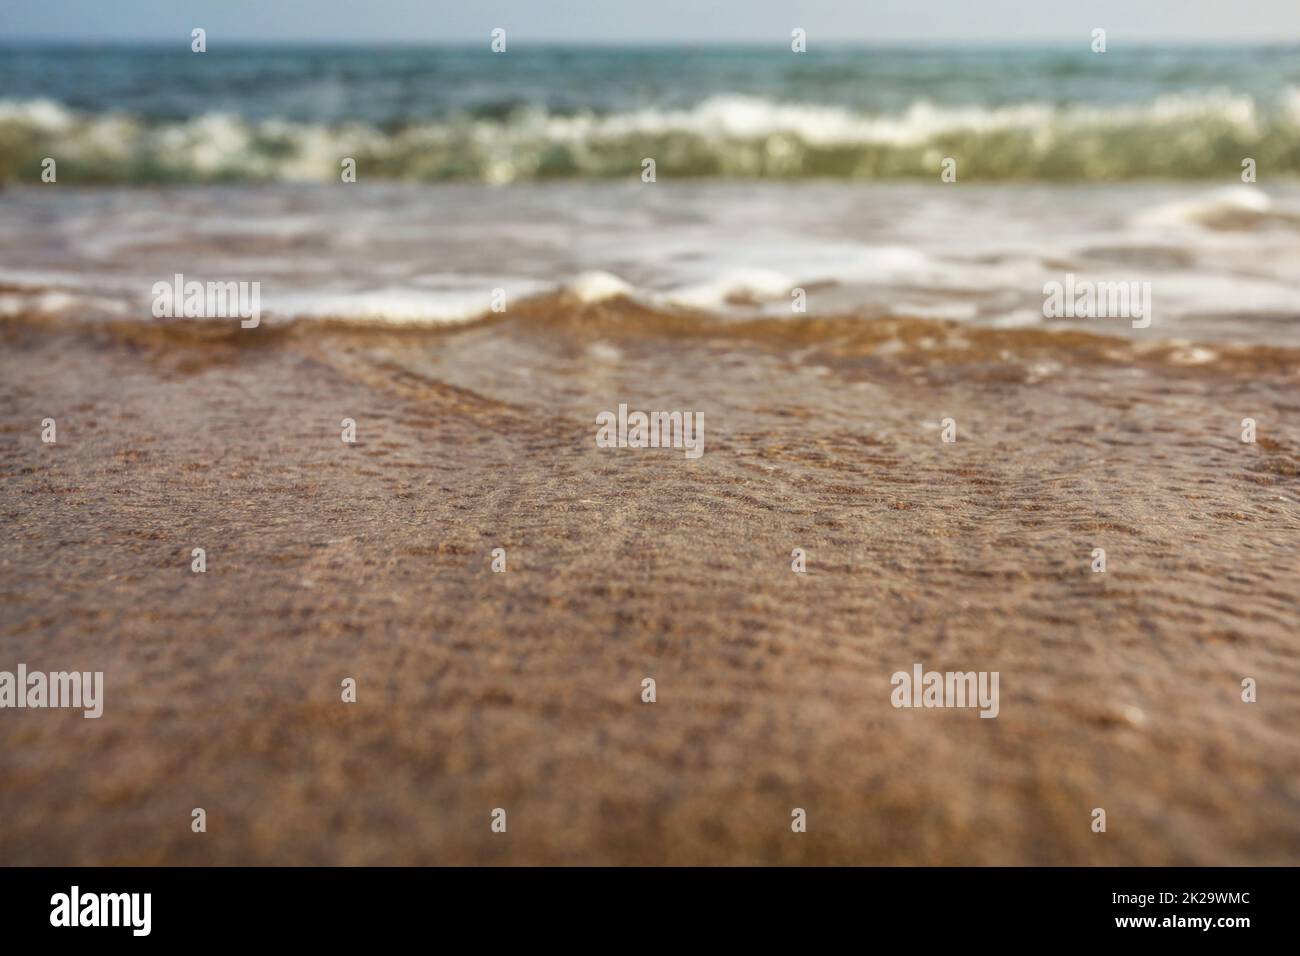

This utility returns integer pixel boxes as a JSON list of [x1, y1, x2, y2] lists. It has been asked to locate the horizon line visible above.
[[3, 36, 1298, 48]]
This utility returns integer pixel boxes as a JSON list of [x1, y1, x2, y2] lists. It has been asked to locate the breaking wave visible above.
[[3, 89, 1300, 183]]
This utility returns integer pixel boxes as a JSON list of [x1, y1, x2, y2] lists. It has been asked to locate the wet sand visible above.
[[1, 303, 1298, 865]]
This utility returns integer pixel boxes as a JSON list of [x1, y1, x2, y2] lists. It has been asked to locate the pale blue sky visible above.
[[3, 0, 1299, 43]]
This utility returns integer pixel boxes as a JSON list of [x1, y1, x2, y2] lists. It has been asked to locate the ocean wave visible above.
[[8, 285, 1300, 387], [3, 90, 1299, 183], [0, 268, 768, 326], [1127, 184, 1300, 229]]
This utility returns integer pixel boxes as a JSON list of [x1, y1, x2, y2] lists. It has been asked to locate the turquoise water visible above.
[[2, 44, 1298, 180]]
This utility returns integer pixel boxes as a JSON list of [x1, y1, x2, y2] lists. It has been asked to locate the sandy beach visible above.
[[2, 297, 1297, 865], [3, 31, 1300, 868]]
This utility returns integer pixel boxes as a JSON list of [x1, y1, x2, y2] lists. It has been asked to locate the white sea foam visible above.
[[566, 271, 635, 303], [654, 268, 794, 310], [262, 282, 548, 324], [1131, 186, 1273, 229], [2, 182, 1298, 345], [2, 88, 1294, 182]]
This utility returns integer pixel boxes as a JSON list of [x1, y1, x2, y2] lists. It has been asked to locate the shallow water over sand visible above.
[[1, 286, 1297, 862]]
